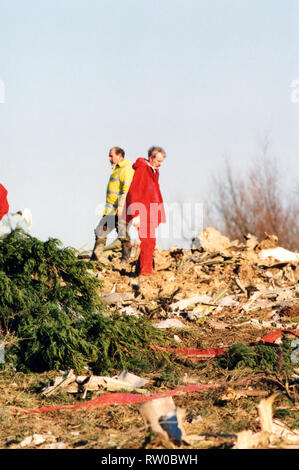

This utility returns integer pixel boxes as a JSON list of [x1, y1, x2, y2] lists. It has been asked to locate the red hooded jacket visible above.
[[123, 158, 166, 231], [0, 184, 9, 221]]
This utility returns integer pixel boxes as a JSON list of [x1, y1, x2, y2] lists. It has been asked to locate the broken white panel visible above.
[[259, 247, 299, 263], [170, 294, 212, 312], [120, 306, 140, 317], [117, 370, 148, 388]]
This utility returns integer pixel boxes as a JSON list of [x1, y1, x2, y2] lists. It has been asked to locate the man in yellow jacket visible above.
[[91, 147, 134, 262]]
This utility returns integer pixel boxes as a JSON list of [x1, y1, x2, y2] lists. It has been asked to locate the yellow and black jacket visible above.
[[103, 158, 134, 216]]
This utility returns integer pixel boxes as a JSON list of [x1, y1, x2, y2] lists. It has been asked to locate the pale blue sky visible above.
[[0, 0, 298, 249]]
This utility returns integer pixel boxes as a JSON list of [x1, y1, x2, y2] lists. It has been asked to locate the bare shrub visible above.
[[210, 145, 299, 250]]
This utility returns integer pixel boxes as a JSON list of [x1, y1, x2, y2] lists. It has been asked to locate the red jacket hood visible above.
[[134, 156, 159, 169], [133, 157, 161, 179], [133, 158, 150, 170]]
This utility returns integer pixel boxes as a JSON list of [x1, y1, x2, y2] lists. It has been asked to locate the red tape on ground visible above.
[[147, 344, 228, 361], [14, 329, 298, 415], [16, 382, 228, 414], [149, 329, 299, 361], [260, 329, 299, 343]]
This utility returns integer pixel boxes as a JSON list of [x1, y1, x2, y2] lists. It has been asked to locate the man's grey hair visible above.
[[148, 146, 166, 159]]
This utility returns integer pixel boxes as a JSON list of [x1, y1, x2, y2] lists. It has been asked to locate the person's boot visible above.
[[90, 237, 106, 261], [120, 239, 132, 263], [134, 255, 141, 276]]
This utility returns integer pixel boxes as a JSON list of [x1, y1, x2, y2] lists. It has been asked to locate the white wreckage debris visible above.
[[20, 434, 46, 448], [259, 247, 299, 263], [0, 208, 32, 238], [17, 432, 63, 449], [169, 294, 212, 313], [234, 394, 299, 449], [192, 227, 233, 253], [168, 288, 238, 321], [139, 397, 187, 443], [241, 286, 299, 319], [41, 369, 149, 398]]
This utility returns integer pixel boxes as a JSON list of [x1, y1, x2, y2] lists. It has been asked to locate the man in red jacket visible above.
[[0, 184, 9, 221], [123, 146, 166, 276]]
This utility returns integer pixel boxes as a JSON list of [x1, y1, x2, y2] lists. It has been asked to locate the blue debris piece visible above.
[[159, 409, 182, 442]]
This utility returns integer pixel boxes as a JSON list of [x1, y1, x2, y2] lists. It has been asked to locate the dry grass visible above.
[[1, 341, 297, 450], [1, 241, 298, 450]]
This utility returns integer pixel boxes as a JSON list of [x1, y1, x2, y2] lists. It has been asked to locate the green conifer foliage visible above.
[[218, 337, 295, 375], [0, 232, 166, 373]]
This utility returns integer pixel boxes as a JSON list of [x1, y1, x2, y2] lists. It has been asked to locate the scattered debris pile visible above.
[[98, 228, 299, 341], [233, 394, 299, 449], [41, 369, 150, 398], [1, 227, 298, 450]]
